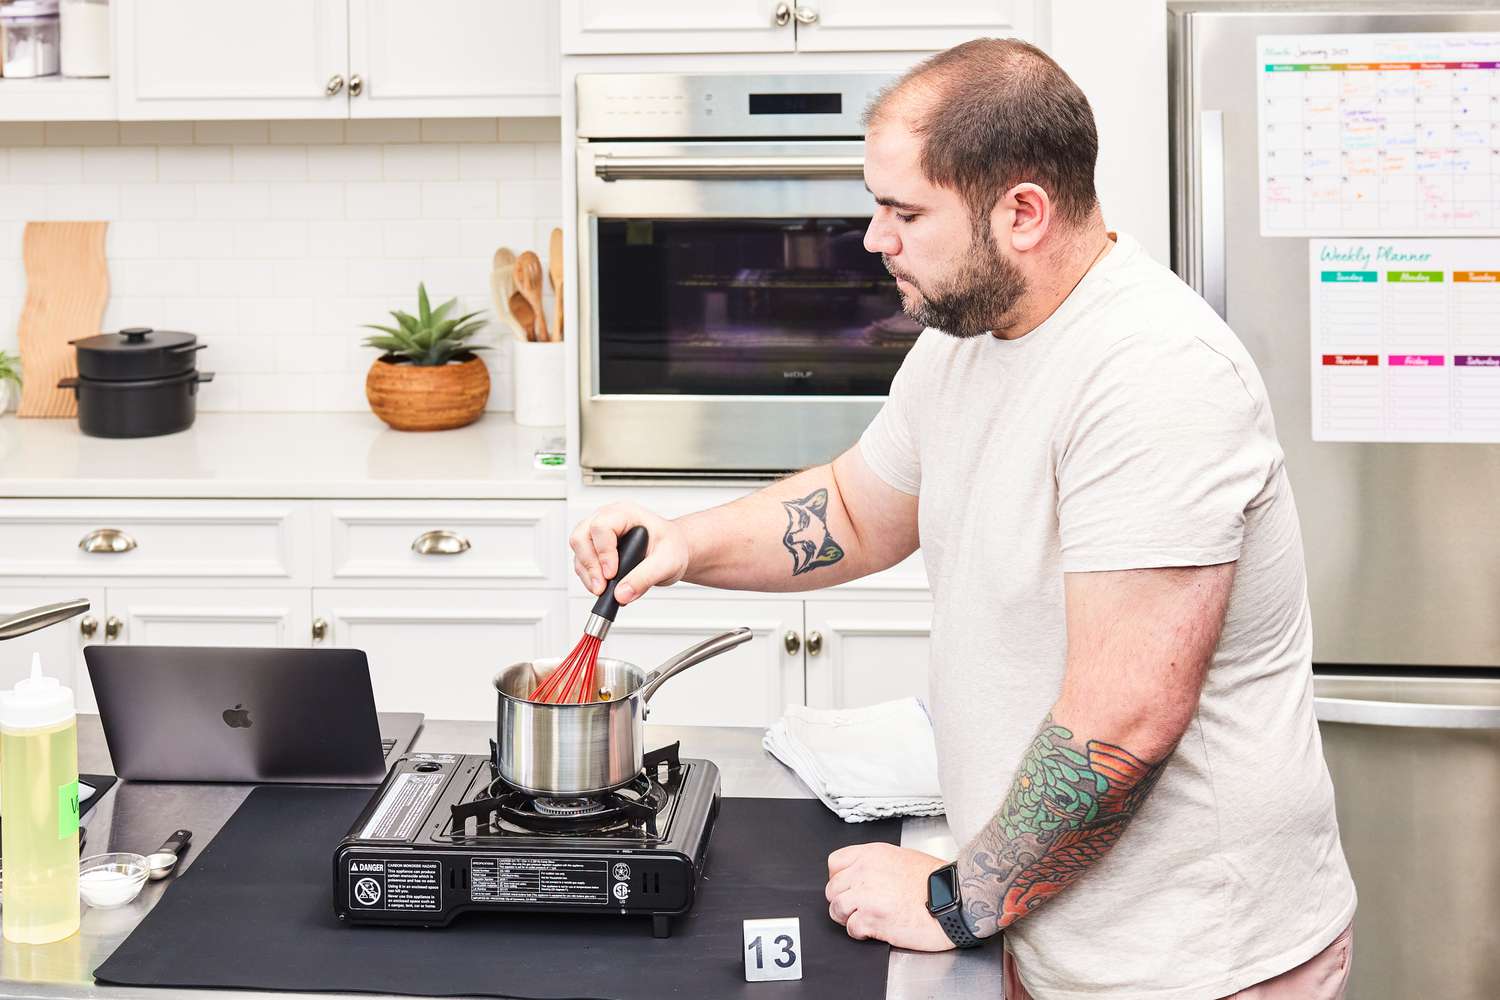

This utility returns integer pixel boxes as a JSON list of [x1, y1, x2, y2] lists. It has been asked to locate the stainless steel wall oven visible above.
[[576, 72, 909, 481]]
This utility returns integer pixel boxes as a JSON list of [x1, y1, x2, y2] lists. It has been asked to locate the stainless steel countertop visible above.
[[0, 717, 1003, 999]]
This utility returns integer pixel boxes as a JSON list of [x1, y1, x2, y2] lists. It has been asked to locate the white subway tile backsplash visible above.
[[158, 145, 233, 182], [346, 181, 422, 220], [458, 143, 533, 180], [2, 117, 560, 413], [10, 147, 82, 183], [421, 180, 497, 219], [384, 143, 458, 181], [306, 143, 383, 182], [195, 121, 269, 145], [194, 182, 272, 221], [83, 146, 159, 183]]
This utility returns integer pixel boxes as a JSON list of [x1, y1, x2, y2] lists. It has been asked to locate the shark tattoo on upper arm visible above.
[[781, 488, 845, 576]]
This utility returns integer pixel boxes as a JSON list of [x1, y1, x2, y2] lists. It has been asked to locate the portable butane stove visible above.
[[332, 742, 718, 938]]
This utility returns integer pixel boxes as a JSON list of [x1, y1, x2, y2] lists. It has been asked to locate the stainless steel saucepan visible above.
[[493, 628, 752, 797]]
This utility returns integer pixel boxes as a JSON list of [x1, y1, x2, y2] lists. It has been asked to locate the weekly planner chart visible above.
[[1311, 239, 1500, 442], [1258, 32, 1500, 236]]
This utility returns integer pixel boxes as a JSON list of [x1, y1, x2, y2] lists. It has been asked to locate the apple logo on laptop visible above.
[[222, 704, 253, 729]]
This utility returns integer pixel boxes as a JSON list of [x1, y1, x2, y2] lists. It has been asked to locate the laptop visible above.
[[84, 645, 424, 784]]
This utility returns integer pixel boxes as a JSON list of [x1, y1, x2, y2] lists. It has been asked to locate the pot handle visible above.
[[640, 627, 753, 705], [196, 371, 216, 383], [171, 343, 208, 355], [57, 377, 79, 391]]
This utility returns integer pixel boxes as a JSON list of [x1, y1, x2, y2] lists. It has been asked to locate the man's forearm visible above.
[[955, 711, 1170, 937], [677, 464, 866, 592]]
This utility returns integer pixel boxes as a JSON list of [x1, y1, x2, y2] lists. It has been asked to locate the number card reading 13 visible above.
[[743, 917, 803, 982]]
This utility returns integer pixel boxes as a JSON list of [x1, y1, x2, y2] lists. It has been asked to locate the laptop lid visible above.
[[84, 645, 423, 784]]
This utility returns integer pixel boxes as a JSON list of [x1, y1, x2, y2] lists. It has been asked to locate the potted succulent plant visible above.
[[0, 351, 21, 416], [363, 284, 491, 431]]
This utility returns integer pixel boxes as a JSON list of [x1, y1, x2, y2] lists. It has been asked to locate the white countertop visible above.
[[0, 411, 566, 500]]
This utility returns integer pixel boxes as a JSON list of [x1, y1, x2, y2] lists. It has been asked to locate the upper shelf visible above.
[[0, 76, 116, 122]]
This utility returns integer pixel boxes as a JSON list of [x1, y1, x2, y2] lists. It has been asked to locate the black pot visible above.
[[57, 369, 215, 438], [71, 327, 205, 381]]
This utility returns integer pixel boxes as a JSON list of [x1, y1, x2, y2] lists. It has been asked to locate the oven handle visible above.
[[594, 153, 865, 181]]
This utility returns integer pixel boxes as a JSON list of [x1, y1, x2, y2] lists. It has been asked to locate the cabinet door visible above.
[[107, 587, 312, 649], [562, 1, 795, 55], [115, 0, 350, 120], [794, 0, 1033, 52], [348, 0, 559, 117], [803, 598, 932, 709], [316, 588, 568, 721], [568, 596, 802, 727], [0, 588, 105, 712]]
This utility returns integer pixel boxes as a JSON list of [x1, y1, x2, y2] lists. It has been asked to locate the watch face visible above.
[[927, 865, 957, 911]]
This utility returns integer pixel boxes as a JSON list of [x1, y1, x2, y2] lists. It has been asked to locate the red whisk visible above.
[[530, 525, 649, 704]]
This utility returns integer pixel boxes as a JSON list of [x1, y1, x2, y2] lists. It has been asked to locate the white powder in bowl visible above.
[[79, 867, 143, 908]]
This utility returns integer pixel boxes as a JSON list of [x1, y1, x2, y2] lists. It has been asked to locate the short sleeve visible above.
[[1056, 333, 1278, 573], [858, 333, 928, 496]]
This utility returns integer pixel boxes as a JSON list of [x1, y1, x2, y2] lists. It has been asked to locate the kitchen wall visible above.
[[0, 117, 562, 412]]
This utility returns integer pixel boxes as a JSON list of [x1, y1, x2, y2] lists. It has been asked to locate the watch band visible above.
[[935, 904, 984, 949]]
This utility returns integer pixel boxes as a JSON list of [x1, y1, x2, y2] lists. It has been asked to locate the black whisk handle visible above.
[[591, 525, 649, 622]]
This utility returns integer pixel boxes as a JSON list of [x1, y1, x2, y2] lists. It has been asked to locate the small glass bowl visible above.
[[78, 853, 149, 909]]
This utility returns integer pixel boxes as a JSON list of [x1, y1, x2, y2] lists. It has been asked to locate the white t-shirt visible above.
[[859, 234, 1356, 1000]]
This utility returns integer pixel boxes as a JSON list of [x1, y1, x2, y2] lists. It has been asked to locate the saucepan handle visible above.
[[639, 627, 753, 705]]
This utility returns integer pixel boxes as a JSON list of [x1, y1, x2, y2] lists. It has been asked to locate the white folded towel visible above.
[[763, 697, 945, 823]]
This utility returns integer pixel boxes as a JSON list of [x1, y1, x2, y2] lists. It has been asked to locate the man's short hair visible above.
[[865, 38, 1100, 227]]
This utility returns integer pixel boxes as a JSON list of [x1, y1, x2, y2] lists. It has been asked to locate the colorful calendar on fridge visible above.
[[1259, 32, 1500, 236]]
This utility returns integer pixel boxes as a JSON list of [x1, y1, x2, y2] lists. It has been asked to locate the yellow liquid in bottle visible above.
[[1, 717, 80, 944]]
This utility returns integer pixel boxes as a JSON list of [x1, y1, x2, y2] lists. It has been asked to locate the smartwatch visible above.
[[926, 862, 984, 948]]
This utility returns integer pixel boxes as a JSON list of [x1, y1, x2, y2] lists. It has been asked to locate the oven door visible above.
[[577, 139, 912, 479]]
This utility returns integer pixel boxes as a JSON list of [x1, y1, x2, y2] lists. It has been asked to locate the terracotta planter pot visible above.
[[365, 354, 490, 432]]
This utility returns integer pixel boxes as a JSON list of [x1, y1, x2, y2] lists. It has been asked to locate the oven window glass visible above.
[[595, 218, 918, 396]]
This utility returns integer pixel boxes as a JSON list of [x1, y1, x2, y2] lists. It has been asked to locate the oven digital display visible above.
[[748, 92, 842, 115]]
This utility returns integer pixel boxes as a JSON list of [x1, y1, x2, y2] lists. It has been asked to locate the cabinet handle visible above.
[[79, 528, 136, 554], [104, 616, 122, 641], [79, 615, 98, 639], [793, 4, 819, 24], [806, 630, 823, 656], [412, 530, 471, 556], [325, 74, 345, 96], [783, 630, 801, 655], [349, 74, 364, 97], [773, 2, 791, 26], [312, 617, 328, 643]]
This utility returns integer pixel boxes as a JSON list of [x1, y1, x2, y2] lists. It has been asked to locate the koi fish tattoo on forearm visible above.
[[956, 715, 1167, 938], [781, 488, 845, 576]]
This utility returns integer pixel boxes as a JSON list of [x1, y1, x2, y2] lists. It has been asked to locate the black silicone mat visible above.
[[94, 785, 899, 999]]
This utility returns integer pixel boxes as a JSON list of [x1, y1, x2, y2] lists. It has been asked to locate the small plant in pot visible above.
[[363, 284, 491, 432], [0, 351, 20, 415]]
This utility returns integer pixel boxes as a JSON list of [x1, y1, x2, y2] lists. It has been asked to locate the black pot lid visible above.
[[74, 326, 198, 356]]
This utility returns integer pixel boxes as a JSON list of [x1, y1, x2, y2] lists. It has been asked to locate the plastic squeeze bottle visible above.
[[0, 652, 81, 944]]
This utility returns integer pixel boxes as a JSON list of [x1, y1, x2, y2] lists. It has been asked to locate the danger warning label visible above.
[[346, 858, 442, 912]]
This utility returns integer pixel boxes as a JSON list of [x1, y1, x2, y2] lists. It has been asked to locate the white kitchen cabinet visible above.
[[316, 588, 568, 721], [114, 0, 351, 120], [105, 587, 311, 650], [348, 0, 559, 118], [0, 587, 105, 711], [567, 596, 802, 728], [561, 0, 1033, 55], [562, 2, 794, 55], [803, 597, 931, 709], [793, 0, 1034, 52], [113, 0, 558, 121]]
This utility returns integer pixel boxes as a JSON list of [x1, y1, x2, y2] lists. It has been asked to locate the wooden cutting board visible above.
[[17, 221, 110, 418]]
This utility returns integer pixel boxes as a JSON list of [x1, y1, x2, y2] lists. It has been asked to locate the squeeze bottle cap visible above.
[[0, 652, 76, 730]]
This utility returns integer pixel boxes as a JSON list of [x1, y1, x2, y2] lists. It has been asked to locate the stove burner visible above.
[[532, 796, 606, 818]]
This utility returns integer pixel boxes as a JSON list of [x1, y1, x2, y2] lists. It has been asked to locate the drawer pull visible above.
[[105, 616, 123, 641], [312, 617, 328, 643], [80, 615, 98, 639], [806, 630, 823, 656], [412, 530, 471, 556], [79, 528, 137, 554], [783, 630, 801, 655]]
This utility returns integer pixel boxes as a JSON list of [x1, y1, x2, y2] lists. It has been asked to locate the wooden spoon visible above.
[[515, 251, 548, 343], [490, 248, 530, 342], [547, 227, 563, 343]]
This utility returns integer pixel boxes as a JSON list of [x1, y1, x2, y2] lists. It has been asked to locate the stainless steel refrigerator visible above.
[[1169, 4, 1500, 997]]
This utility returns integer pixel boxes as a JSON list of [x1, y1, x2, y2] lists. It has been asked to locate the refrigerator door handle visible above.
[[1199, 110, 1227, 320], [1315, 696, 1500, 730]]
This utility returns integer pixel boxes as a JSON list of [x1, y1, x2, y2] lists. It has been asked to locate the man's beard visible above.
[[882, 217, 1027, 339]]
